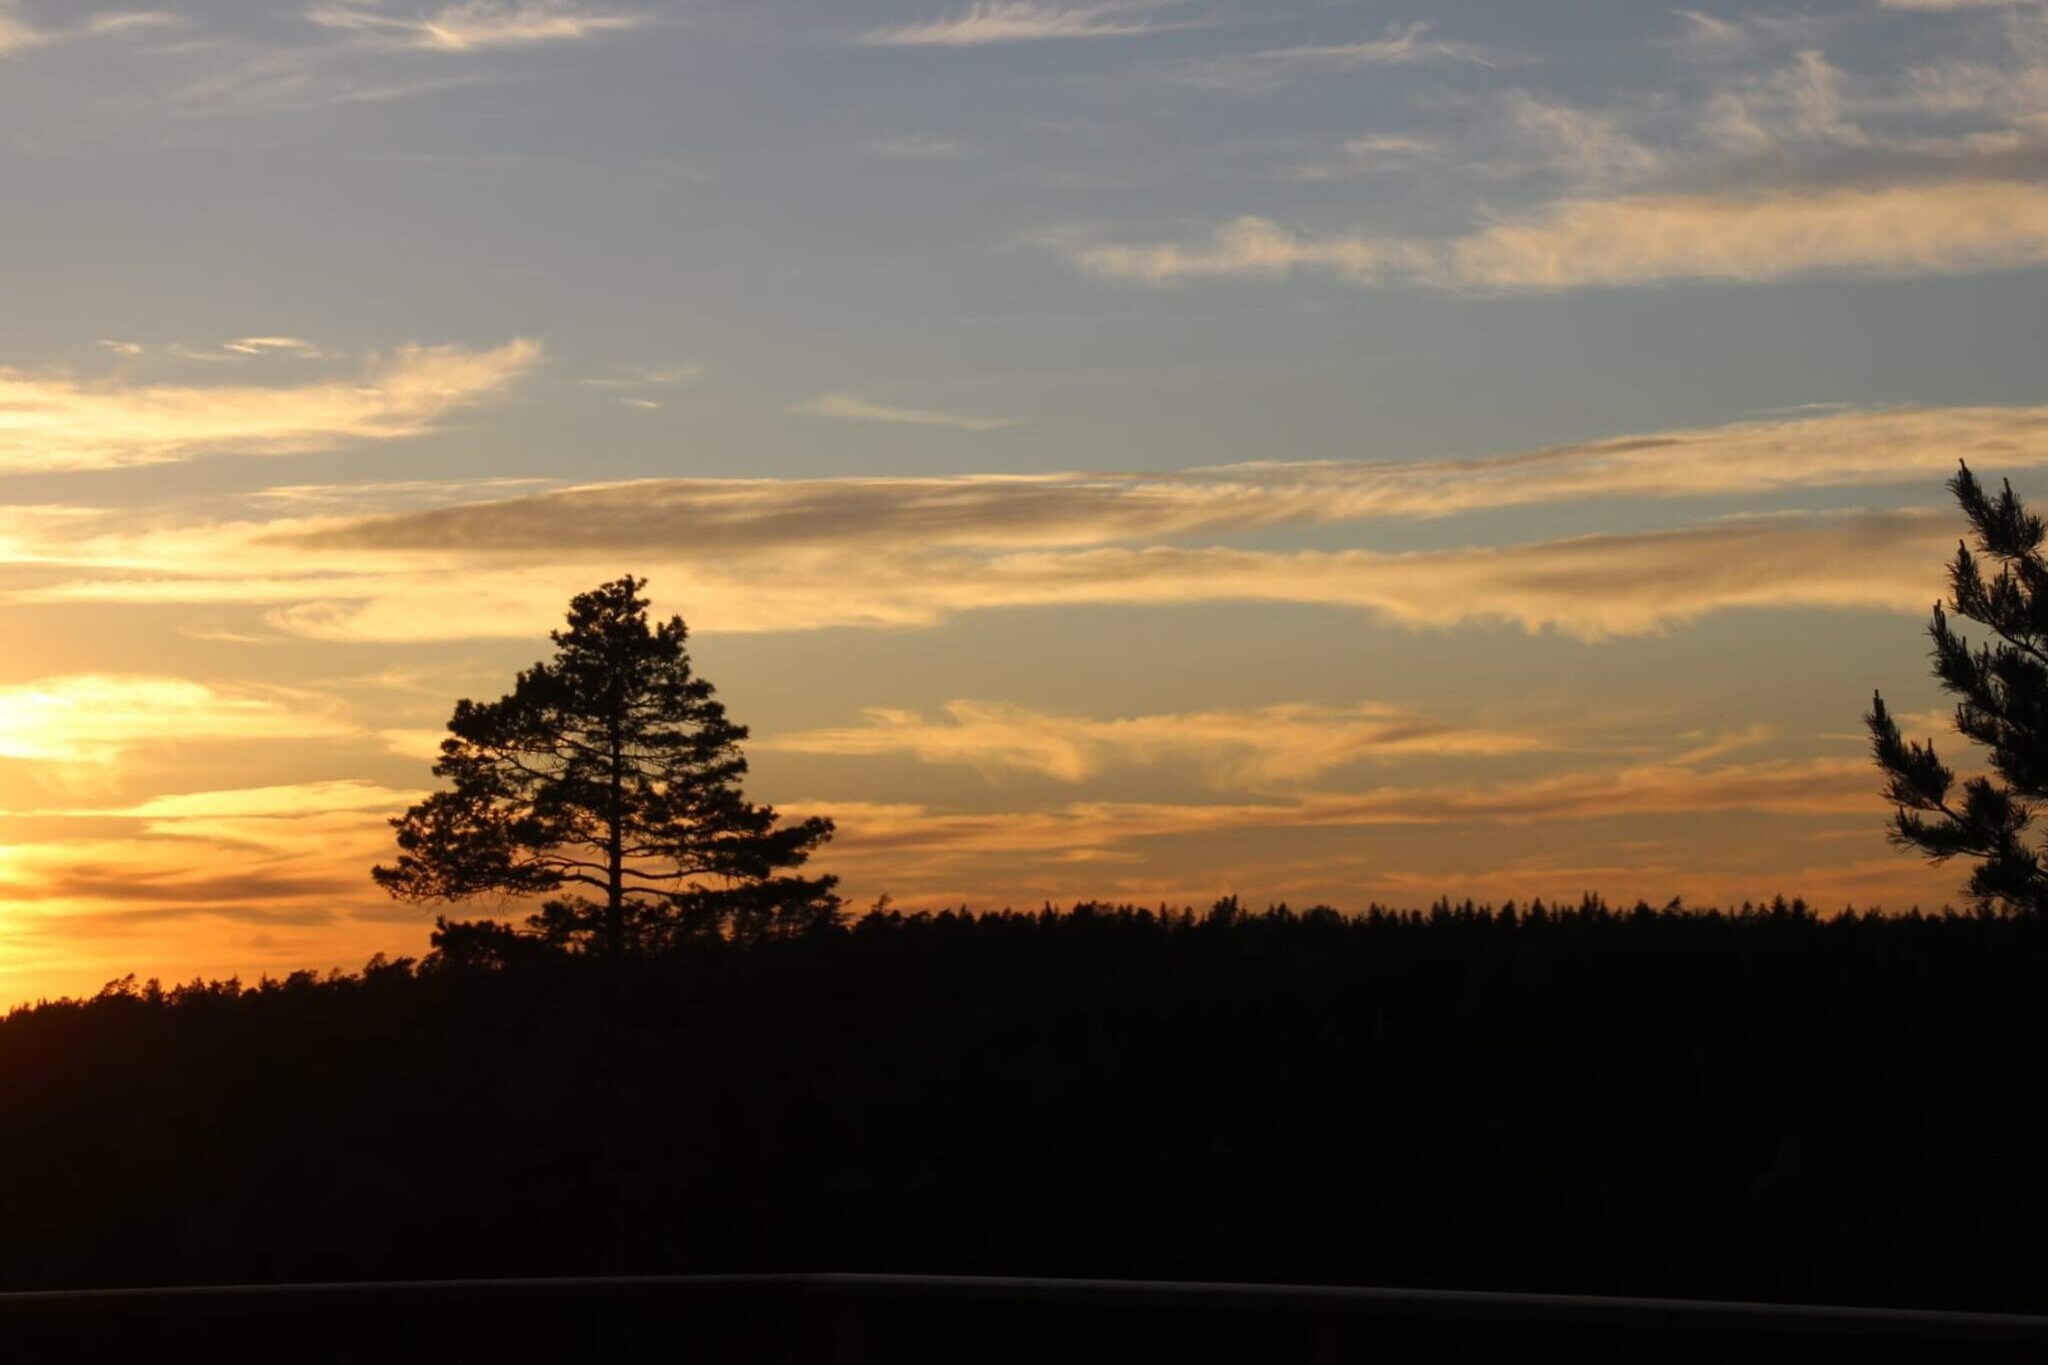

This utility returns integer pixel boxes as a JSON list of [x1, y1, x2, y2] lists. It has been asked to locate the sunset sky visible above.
[[1, 0, 2044, 1001]]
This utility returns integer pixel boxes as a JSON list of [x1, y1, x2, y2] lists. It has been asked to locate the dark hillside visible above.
[[0, 899, 2042, 1356]]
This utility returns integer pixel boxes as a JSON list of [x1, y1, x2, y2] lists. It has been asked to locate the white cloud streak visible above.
[[1070, 180, 2048, 290], [81, 11, 180, 36], [1287, 133, 1442, 181], [104, 779, 417, 822], [1248, 21, 1498, 69], [0, 3, 178, 55], [861, 134, 973, 158], [855, 0, 1189, 47], [1877, 0, 2041, 10], [171, 43, 498, 112], [578, 361, 705, 390], [1178, 20, 1495, 91], [223, 336, 328, 358], [307, 0, 646, 51], [794, 391, 1017, 431]]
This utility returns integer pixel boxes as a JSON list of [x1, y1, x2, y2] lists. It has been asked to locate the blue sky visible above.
[[0, 0, 2043, 999]]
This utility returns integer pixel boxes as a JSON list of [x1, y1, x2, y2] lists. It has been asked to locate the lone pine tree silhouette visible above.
[[1869, 463, 2048, 912], [374, 576, 838, 957]]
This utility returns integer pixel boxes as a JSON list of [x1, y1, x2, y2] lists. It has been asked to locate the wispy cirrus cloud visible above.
[[0, 402, 2027, 640], [1287, 133, 1442, 181], [1068, 179, 2048, 291], [794, 391, 1016, 431], [1878, 0, 2042, 10], [172, 46, 497, 112], [1122, 14, 2048, 291], [578, 361, 705, 390], [854, 0, 1193, 47], [1178, 20, 1497, 91], [223, 336, 329, 358], [860, 133, 974, 159], [579, 360, 703, 408], [797, 753, 1882, 874], [101, 779, 417, 823], [1700, 48, 1869, 154], [2, 505, 1956, 642], [1667, 9, 1827, 61], [1500, 90, 1668, 187], [0, 3, 178, 56], [117, 336, 336, 364], [766, 699, 1552, 786], [1246, 21, 1499, 69], [79, 10, 180, 37], [246, 475, 557, 511], [265, 402, 2048, 553], [0, 338, 539, 473], [307, 0, 647, 52]]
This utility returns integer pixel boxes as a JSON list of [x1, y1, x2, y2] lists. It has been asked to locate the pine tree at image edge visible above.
[[1869, 463, 2048, 913], [374, 576, 839, 957]]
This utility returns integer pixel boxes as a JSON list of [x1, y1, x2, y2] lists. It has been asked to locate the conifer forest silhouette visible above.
[[5, 466, 2048, 1361]]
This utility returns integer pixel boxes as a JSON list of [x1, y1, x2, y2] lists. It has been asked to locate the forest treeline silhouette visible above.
[[2, 897, 2046, 1360], [4, 470, 2048, 1360]]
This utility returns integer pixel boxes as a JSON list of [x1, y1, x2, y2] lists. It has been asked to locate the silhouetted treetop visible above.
[[374, 576, 837, 955], [1870, 463, 2048, 912]]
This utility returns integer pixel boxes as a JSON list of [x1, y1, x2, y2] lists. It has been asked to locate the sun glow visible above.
[[0, 676, 343, 768]]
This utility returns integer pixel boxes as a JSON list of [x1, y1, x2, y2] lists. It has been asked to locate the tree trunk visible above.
[[606, 716, 624, 959]]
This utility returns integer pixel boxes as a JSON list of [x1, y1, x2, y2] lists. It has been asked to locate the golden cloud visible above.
[[765, 699, 1551, 785], [0, 675, 353, 769], [0, 403, 2010, 642], [108, 778, 417, 822], [7, 507, 1956, 642], [802, 754, 1878, 856], [0, 782, 422, 1002], [0, 338, 539, 473], [278, 403, 2048, 552], [781, 750, 1890, 908]]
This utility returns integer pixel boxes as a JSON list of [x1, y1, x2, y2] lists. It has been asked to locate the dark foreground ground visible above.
[[1, 898, 2043, 1361]]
